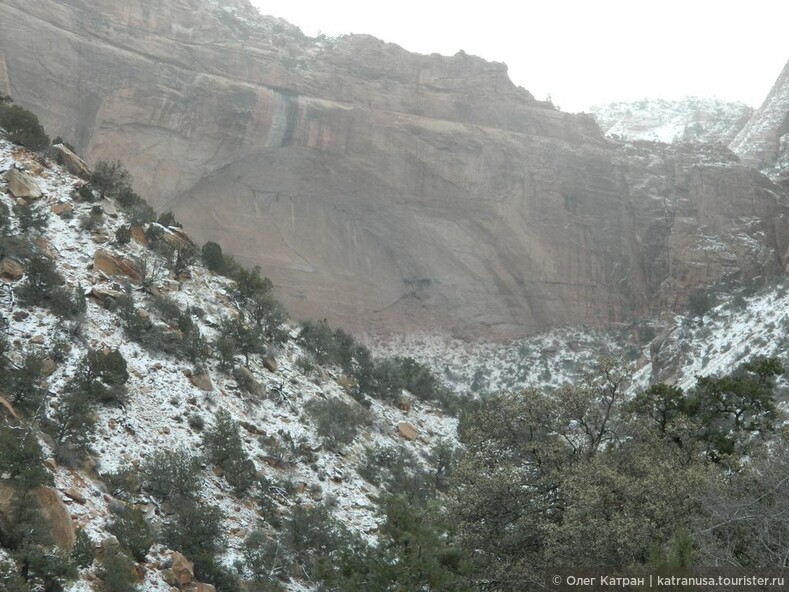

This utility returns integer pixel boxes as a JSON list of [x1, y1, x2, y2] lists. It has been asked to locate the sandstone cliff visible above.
[[1, 0, 787, 337], [730, 59, 789, 178]]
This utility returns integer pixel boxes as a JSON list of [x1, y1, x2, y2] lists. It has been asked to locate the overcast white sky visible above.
[[248, 0, 788, 113]]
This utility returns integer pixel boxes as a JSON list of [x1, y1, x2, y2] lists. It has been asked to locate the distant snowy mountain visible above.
[[591, 97, 753, 144]]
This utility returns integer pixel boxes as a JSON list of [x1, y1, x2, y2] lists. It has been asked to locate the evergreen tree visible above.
[[91, 160, 132, 199], [13, 202, 48, 234], [201, 241, 225, 273], [0, 102, 50, 151], [203, 410, 256, 496]]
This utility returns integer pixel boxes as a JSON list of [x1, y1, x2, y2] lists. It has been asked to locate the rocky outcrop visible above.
[[6, 166, 42, 200], [50, 143, 91, 178], [397, 422, 419, 441], [592, 97, 752, 144], [731, 60, 789, 177], [1, 0, 787, 336], [0, 484, 75, 551], [0, 257, 23, 280], [171, 551, 195, 587], [93, 249, 141, 282]]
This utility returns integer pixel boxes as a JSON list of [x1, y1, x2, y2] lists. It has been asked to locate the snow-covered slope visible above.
[[3, 133, 788, 592], [374, 281, 789, 407], [0, 139, 458, 591], [591, 97, 752, 144]]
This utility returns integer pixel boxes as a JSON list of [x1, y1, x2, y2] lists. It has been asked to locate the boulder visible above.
[[50, 143, 91, 178], [51, 201, 74, 216], [191, 583, 217, 592], [89, 285, 124, 305], [160, 226, 195, 250], [40, 358, 57, 376], [35, 487, 76, 550], [189, 372, 213, 392], [160, 568, 179, 587], [262, 356, 278, 373], [100, 198, 118, 217], [93, 249, 141, 282], [6, 167, 42, 200], [171, 551, 194, 586], [397, 422, 419, 441], [33, 237, 56, 259], [0, 257, 23, 280], [101, 535, 121, 555], [234, 366, 265, 397], [130, 226, 147, 245], [0, 395, 18, 420], [64, 487, 86, 504]]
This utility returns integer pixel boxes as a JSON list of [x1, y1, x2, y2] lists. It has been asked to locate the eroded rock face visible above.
[[1, 0, 787, 336], [730, 60, 789, 177]]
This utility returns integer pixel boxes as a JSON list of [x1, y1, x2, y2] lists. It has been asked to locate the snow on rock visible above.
[[730, 59, 789, 179], [0, 137, 457, 591], [591, 97, 753, 145]]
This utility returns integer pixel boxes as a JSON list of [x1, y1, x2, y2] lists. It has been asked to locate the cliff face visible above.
[[591, 97, 753, 144], [730, 60, 789, 179], [1, 0, 787, 337]]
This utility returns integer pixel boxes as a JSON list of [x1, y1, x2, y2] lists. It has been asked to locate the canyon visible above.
[[1, 0, 788, 337]]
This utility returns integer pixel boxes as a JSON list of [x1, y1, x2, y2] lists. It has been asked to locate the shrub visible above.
[[0, 202, 10, 235], [298, 320, 355, 371], [188, 413, 205, 431], [281, 504, 347, 573], [142, 448, 201, 501], [148, 294, 182, 325], [204, 410, 257, 496], [241, 530, 287, 590], [247, 292, 288, 346], [157, 211, 181, 228], [232, 265, 272, 303], [76, 183, 96, 202], [16, 255, 82, 319], [161, 498, 225, 574], [13, 202, 48, 234], [688, 290, 713, 318], [72, 528, 95, 568], [0, 102, 50, 151], [221, 315, 264, 368], [74, 348, 129, 406], [357, 445, 432, 503], [108, 505, 153, 562], [92, 160, 132, 199], [79, 208, 104, 232], [0, 561, 29, 592], [115, 224, 132, 245], [46, 388, 96, 457], [201, 241, 225, 273], [13, 546, 77, 592], [6, 353, 47, 415], [99, 467, 141, 501], [18, 254, 62, 304], [305, 397, 370, 451], [215, 335, 238, 372], [183, 327, 210, 366], [0, 425, 52, 492], [97, 548, 138, 592]]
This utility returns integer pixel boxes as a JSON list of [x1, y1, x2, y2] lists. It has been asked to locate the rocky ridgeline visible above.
[[731, 59, 789, 179], [0, 137, 458, 591], [591, 97, 754, 144], [1, 0, 787, 337]]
